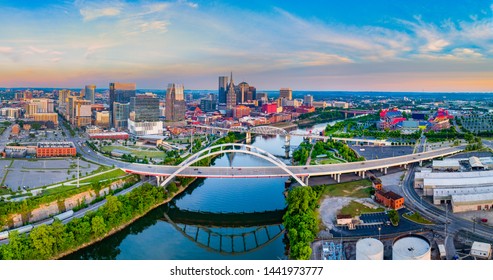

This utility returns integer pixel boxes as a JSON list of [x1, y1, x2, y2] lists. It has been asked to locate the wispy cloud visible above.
[[76, 0, 123, 21]]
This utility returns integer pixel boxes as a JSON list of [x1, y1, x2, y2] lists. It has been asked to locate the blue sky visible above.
[[0, 0, 492, 91]]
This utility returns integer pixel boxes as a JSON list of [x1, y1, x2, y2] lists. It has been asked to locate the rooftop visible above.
[[37, 142, 75, 148], [452, 192, 493, 205]]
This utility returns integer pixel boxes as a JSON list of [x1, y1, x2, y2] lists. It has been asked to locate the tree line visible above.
[[283, 187, 319, 260], [0, 183, 165, 260]]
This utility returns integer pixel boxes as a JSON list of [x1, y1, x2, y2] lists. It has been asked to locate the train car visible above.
[[54, 210, 74, 221], [33, 218, 55, 228], [14, 224, 34, 234]]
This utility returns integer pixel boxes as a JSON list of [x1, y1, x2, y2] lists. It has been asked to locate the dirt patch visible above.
[[318, 196, 355, 231]]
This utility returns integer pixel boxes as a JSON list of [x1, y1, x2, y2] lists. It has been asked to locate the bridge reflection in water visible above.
[[163, 206, 286, 255]]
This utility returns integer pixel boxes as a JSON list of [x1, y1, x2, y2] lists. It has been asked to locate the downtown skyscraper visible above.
[[218, 76, 228, 104], [226, 72, 236, 111], [165, 83, 186, 122], [109, 82, 136, 128], [84, 85, 96, 104]]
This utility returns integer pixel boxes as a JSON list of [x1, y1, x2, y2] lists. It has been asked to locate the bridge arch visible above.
[[161, 143, 306, 187]]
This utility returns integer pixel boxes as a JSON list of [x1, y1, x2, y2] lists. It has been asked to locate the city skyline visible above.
[[0, 1, 492, 92]]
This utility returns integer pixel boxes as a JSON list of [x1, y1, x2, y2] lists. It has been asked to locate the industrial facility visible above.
[[355, 238, 384, 260], [415, 165, 493, 212], [392, 234, 431, 260]]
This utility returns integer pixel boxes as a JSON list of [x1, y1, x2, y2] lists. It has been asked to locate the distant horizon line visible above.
[[0, 87, 492, 94]]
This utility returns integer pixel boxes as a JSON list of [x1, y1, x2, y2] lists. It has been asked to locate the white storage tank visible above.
[[356, 238, 384, 260], [393, 234, 431, 260]]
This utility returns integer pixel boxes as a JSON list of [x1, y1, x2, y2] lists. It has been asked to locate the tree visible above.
[[91, 215, 107, 237], [29, 225, 56, 259], [388, 210, 400, 226]]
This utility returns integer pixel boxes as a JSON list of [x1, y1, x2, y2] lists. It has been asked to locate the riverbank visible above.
[[54, 178, 196, 260]]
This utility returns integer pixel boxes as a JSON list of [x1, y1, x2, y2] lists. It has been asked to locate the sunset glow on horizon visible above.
[[0, 0, 492, 92]]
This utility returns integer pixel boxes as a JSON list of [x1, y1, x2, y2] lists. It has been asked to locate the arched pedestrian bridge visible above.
[[122, 143, 464, 186]]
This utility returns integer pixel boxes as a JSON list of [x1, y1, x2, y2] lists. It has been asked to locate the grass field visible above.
[[41, 184, 88, 196], [318, 179, 373, 198], [78, 169, 127, 185], [403, 212, 434, 225], [316, 157, 345, 164], [339, 201, 384, 217], [101, 145, 166, 158]]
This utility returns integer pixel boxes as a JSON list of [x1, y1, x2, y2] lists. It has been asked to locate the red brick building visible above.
[[370, 176, 382, 190], [233, 105, 251, 119], [375, 190, 404, 210], [36, 142, 76, 158], [261, 103, 277, 114]]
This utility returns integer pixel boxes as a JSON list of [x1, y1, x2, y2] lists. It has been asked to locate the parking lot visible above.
[[350, 145, 414, 160], [332, 209, 425, 238], [2, 158, 100, 191]]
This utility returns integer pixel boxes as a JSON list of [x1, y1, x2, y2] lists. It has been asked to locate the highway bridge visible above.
[[121, 143, 465, 187], [193, 124, 390, 147]]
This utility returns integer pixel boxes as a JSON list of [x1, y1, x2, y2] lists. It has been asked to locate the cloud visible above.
[[139, 21, 169, 32], [0, 46, 20, 61], [178, 0, 198, 9], [76, 0, 123, 21]]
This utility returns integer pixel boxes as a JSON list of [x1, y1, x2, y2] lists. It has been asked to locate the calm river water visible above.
[[66, 121, 336, 260]]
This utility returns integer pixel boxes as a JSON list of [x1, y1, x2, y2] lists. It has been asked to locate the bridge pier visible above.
[[246, 132, 252, 144], [384, 167, 388, 175], [284, 135, 291, 149], [303, 176, 310, 185], [419, 161, 423, 167], [336, 173, 341, 183]]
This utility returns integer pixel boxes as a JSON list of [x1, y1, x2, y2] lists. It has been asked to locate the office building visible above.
[[304, 95, 313, 107], [85, 85, 96, 104], [237, 82, 249, 104], [234, 105, 251, 119], [128, 93, 163, 136], [226, 72, 236, 111], [33, 113, 59, 126], [218, 76, 228, 104], [256, 92, 268, 100], [165, 83, 186, 122], [58, 89, 70, 107], [74, 99, 92, 127], [280, 88, 292, 100], [200, 93, 218, 112], [113, 102, 130, 130], [109, 83, 136, 126], [95, 111, 110, 128]]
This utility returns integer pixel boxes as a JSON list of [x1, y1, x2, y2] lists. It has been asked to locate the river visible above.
[[65, 120, 335, 260]]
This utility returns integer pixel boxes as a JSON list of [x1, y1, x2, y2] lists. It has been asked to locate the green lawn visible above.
[[41, 184, 89, 196], [339, 201, 384, 217], [101, 145, 166, 158], [317, 179, 373, 198], [78, 169, 127, 185], [403, 212, 434, 225], [316, 157, 345, 164]]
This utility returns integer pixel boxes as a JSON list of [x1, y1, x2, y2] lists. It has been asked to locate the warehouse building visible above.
[[36, 142, 76, 158]]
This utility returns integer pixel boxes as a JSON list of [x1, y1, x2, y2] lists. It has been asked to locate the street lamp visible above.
[[378, 227, 381, 240]]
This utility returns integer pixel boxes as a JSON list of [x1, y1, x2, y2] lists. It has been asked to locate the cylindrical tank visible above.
[[356, 238, 384, 260], [393, 234, 431, 260]]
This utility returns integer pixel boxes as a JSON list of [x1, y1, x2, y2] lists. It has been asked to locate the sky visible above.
[[0, 0, 492, 92]]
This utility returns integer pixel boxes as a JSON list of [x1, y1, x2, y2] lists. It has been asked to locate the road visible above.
[[399, 139, 493, 258], [56, 117, 465, 180]]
